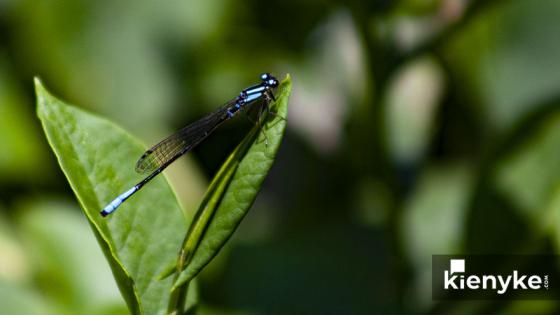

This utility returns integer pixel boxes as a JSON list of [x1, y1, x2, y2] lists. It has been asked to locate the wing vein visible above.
[[135, 100, 236, 174]]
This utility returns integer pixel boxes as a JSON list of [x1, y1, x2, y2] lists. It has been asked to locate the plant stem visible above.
[[167, 249, 189, 315]]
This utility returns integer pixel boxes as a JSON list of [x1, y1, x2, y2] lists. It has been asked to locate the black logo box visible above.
[[432, 255, 560, 300]]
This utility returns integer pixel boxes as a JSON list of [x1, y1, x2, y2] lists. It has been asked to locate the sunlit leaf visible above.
[[36, 79, 195, 315], [401, 164, 473, 308]]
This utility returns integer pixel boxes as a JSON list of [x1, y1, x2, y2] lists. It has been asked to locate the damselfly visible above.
[[101, 73, 279, 217]]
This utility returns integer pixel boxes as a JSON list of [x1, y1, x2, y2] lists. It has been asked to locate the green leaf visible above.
[[444, 0, 560, 130], [385, 57, 444, 165], [35, 79, 195, 315], [495, 110, 560, 226], [16, 198, 128, 314], [401, 164, 473, 308], [0, 281, 54, 315], [171, 75, 291, 290]]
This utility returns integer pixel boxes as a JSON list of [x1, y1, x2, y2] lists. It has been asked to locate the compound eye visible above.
[[260, 73, 270, 81], [268, 79, 278, 87]]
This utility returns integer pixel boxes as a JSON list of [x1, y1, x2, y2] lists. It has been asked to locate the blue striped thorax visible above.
[[226, 73, 278, 118]]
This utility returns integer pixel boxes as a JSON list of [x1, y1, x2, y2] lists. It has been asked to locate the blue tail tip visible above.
[[100, 209, 110, 217]]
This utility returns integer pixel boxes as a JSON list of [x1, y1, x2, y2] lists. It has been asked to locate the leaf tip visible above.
[[33, 76, 48, 99], [281, 73, 291, 86], [34, 77, 48, 117], [276, 74, 292, 99], [34, 76, 53, 115], [33, 76, 43, 89]]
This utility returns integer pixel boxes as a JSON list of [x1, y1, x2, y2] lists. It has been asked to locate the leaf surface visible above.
[[36, 79, 193, 315]]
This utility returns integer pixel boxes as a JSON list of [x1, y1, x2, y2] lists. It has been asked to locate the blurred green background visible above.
[[1, 0, 560, 314]]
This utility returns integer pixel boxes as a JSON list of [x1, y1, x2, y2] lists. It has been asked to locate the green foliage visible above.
[[35, 76, 290, 314], [1, 0, 560, 314], [0, 198, 128, 315], [496, 110, 560, 228], [0, 281, 53, 315], [17, 199, 128, 315], [36, 79, 192, 314], [172, 76, 290, 288], [401, 164, 473, 305], [0, 60, 49, 183]]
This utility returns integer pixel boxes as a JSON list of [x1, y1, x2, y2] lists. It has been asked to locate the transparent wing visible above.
[[135, 100, 235, 174]]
